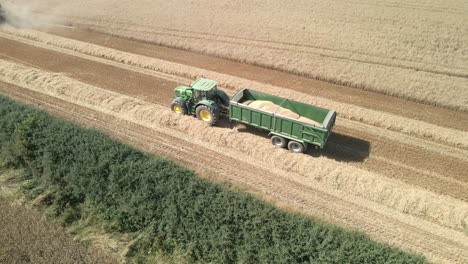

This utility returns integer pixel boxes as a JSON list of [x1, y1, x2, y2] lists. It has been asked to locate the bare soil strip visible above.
[[1, 82, 468, 264], [1, 29, 467, 150]]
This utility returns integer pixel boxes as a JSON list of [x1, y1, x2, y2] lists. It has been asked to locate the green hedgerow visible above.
[[0, 96, 426, 264]]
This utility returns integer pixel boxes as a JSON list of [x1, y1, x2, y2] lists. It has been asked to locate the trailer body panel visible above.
[[229, 89, 336, 149]]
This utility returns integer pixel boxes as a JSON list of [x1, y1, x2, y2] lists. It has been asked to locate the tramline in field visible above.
[[170, 78, 336, 153]]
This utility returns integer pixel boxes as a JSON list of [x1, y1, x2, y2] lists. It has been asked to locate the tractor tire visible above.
[[170, 98, 188, 115], [215, 90, 230, 108], [271, 135, 287, 148], [288, 141, 305, 153], [196, 105, 220, 126]]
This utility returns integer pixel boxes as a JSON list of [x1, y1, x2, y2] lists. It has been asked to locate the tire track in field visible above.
[[69, 18, 468, 78], [1, 82, 467, 264], [335, 0, 463, 14], [0, 35, 466, 203]]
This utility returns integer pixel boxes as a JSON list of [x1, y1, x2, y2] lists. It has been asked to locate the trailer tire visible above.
[[196, 105, 219, 126], [271, 136, 287, 148], [288, 141, 305, 153], [170, 98, 188, 115]]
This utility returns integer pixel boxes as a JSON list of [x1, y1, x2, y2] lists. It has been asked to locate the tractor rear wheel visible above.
[[170, 98, 188, 115], [288, 141, 305, 153], [196, 105, 219, 126], [271, 135, 287, 148]]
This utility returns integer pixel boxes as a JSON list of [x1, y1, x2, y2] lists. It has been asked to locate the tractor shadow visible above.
[[232, 123, 370, 163]]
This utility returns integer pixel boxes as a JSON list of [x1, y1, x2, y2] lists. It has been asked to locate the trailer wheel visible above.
[[288, 141, 305, 153], [271, 136, 287, 148], [170, 98, 188, 115], [196, 105, 219, 126]]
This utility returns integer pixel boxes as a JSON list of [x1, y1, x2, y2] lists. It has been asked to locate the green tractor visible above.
[[170, 78, 230, 126]]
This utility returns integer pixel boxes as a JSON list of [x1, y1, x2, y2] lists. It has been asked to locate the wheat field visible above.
[[4, 0, 467, 110]]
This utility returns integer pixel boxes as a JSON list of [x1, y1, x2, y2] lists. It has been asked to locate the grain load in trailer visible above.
[[244, 100, 322, 127], [230, 88, 336, 153]]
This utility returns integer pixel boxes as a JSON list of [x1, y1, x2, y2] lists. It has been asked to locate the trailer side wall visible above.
[[229, 89, 335, 149]]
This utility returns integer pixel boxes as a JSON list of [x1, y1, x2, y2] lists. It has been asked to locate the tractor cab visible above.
[[174, 78, 217, 102], [170, 78, 230, 126], [191, 78, 218, 101]]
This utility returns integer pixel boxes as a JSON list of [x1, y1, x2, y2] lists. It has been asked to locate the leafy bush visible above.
[[0, 96, 426, 263]]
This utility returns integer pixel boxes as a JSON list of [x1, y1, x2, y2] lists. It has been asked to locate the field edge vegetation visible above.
[[0, 95, 426, 263], [0, 169, 118, 264]]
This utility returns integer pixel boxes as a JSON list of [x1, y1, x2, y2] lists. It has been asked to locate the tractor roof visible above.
[[190, 78, 217, 91]]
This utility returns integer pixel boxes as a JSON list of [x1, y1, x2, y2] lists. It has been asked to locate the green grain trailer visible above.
[[229, 89, 336, 153], [171, 78, 336, 153]]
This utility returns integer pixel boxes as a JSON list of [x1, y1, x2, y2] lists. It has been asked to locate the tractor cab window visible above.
[[193, 89, 211, 101]]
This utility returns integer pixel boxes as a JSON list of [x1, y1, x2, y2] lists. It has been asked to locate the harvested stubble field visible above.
[[0, 1, 467, 262], [4, 0, 468, 110], [0, 194, 116, 264]]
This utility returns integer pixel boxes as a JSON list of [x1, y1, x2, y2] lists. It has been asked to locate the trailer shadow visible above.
[[307, 132, 370, 162], [232, 123, 370, 163]]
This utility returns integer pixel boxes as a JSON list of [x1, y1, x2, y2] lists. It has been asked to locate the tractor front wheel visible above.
[[170, 98, 188, 115], [196, 105, 219, 126]]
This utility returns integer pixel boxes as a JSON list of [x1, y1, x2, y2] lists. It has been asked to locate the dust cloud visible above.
[[0, 0, 69, 29]]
